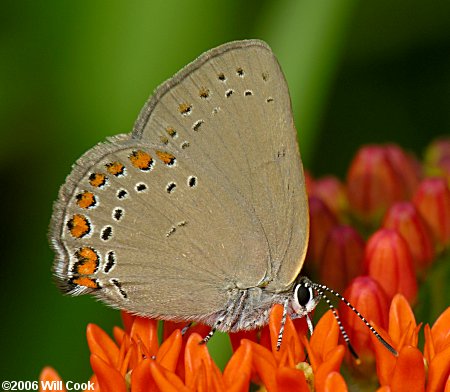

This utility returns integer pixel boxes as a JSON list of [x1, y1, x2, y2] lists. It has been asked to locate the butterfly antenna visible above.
[[313, 283, 398, 357], [313, 287, 360, 362]]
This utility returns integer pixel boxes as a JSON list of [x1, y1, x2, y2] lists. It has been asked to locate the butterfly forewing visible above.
[[134, 40, 308, 290]]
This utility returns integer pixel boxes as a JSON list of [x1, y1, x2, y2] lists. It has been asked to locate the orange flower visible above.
[[40, 305, 353, 392], [371, 295, 450, 391], [424, 307, 450, 392]]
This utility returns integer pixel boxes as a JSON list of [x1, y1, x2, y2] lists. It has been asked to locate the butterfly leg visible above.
[[276, 299, 290, 351], [181, 322, 193, 336], [200, 289, 248, 344], [200, 315, 226, 344]]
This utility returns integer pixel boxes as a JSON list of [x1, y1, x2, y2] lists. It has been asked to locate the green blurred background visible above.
[[1, 0, 449, 383]]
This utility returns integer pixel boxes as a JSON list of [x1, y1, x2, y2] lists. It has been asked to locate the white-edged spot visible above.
[[101, 226, 113, 241], [117, 189, 128, 200], [110, 278, 128, 299], [225, 89, 234, 98], [181, 141, 190, 149], [166, 182, 176, 194], [104, 251, 116, 273], [112, 208, 124, 221], [187, 176, 197, 188], [135, 182, 148, 193], [193, 120, 204, 131]]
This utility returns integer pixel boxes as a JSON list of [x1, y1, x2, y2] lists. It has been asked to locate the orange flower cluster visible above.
[[40, 298, 450, 392], [39, 305, 347, 392]]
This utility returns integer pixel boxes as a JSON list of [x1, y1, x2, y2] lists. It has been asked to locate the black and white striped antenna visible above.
[[311, 282, 398, 359]]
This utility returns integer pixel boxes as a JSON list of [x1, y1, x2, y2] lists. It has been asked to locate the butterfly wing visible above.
[[49, 40, 308, 322]]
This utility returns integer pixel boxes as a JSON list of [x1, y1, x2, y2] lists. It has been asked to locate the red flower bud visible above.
[[364, 229, 418, 303], [311, 176, 348, 219], [384, 144, 421, 197], [319, 225, 364, 293], [382, 201, 435, 271], [412, 177, 450, 248], [307, 196, 338, 270], [339, 276, 390, 372], [347, 146, 407, 223]]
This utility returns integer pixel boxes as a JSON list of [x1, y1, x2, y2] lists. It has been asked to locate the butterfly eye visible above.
[[295, 283, 314, 307]]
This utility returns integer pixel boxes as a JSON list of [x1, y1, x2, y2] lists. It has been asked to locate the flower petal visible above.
[[275, 367, 309, 391], [184, 333, 222, 391], [113, 326, 126, 347], [150, 360, 191, 392], [121, 310, 135, 333], [86, 375, 100, 392], [39, 367, 66, 392], [223, 340, 252, 391], [322, 371, 349, 392], [431, 306, 450, 353], [314, 345, 345, 391], [90, 354, 126, 392], [389, 346, 425, 392], [424, 324, 434, 365], [247, 340, 278, 392], [310, 310, 339, 362], [426, 346, 450, 392], [131, 359, 158, 392], [369, 321, 397, 386], [388, 294, 417, 347], [156, 329, 182, 372], [268, 304, 303, 364], [86, 324, 120, 367], [130, 316, 159, 357]]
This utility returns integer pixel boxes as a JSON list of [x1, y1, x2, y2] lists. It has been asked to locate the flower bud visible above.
[[384, 144, 421, 197], [339, 276, 389, 371], [382, 202, 435, 271], [412, 177, 450, 248], [311, 176, 348, 219], [307, 196, 338, 271], [319, 225, 364, 293], [347, 146, 405, 223], [364, 229, 417, 303]]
